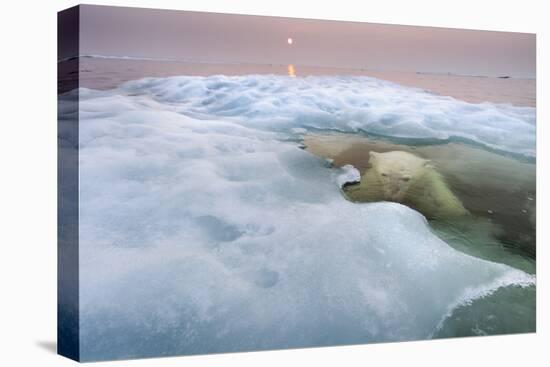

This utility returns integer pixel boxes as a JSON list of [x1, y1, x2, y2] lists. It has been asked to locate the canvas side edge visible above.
[[57, 4, 81, 362]]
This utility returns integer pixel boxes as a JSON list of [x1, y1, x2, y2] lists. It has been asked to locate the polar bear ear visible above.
[[423, 160, 433, 168], [369, 151, 378, 158]]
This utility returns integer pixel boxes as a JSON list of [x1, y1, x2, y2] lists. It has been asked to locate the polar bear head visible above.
[[368, 151, 431, 201]]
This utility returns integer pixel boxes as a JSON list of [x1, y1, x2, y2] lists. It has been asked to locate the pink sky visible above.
[[75, 5, 535, 78]]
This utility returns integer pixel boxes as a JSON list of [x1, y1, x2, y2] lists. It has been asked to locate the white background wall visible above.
[[0, 0, 547, 366]]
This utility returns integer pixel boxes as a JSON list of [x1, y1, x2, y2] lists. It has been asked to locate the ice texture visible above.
[[120, 75, 536, 157], [69, 74, 535, 361], [337, 164, 361, 187]]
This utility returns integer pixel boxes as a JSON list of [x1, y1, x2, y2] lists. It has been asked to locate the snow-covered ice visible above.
[[336, 164, 361, 188], [60, 74, 536, 360]]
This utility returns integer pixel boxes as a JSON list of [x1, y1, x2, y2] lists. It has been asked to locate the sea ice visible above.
[[120, 75, 536, 158], [336, 164, 361, 188], [64, 74, 536, 361]]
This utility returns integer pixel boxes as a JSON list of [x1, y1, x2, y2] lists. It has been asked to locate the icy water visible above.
[[59, 56, 536, 361]]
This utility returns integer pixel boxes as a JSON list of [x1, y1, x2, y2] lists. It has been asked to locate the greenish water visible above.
[[305, 132, 536, 337], [434, 285, 535, 338]]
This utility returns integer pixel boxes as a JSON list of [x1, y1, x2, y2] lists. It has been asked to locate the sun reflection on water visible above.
[[287, 64, 296, 77]]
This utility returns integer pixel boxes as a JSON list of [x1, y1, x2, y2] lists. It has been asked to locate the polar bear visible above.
[[344, 151, 468, 219]]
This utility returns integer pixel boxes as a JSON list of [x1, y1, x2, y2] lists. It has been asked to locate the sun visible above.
[[287, 37, 293, 45]]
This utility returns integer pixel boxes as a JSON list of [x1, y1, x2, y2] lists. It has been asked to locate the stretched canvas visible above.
[[58, 4, 536, 362]]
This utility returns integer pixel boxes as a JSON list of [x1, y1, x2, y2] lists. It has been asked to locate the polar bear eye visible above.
[[381, 173, 388, 177], [401, 177, 411, 182]]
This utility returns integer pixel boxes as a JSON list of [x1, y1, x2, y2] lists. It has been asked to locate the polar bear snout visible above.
[[380, 173, 411, 201]]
